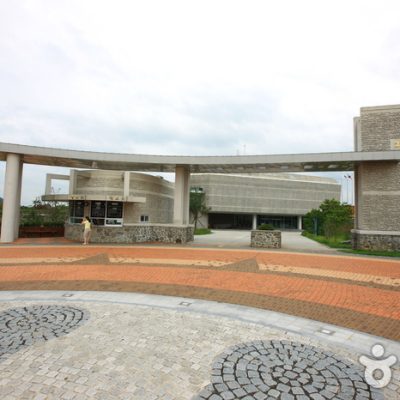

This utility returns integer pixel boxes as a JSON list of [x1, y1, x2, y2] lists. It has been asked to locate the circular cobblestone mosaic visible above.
[[0, 305, 90, 358], [195, 340, 383, 400]]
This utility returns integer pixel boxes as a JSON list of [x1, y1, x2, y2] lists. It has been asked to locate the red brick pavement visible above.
[[0, 243, 399, 340]]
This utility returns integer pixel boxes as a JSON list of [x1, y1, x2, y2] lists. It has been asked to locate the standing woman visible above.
[[81, 216, 92, 245]]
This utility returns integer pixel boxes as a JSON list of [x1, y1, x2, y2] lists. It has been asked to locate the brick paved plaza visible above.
[[0, 242, 399, 399]]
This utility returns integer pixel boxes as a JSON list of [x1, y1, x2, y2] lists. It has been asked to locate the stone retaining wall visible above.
[[351, 230, 400, 251], [65, 223, 194, 244], [251, 230, 281, 248]]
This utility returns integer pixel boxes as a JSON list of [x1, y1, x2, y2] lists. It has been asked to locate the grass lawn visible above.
[[340, 249, 400, 258], [194, 228, 212, 235], [302, 231, 351, 249], [302, 231, 400, 258]]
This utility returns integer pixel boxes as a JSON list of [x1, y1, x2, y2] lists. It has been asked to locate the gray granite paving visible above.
[[0, 305, 89, 358], [0, 291, 398, 399], [194, 340, 383, 399]]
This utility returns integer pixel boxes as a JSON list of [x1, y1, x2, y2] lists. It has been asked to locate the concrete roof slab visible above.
[[1, 142, 400, 173]]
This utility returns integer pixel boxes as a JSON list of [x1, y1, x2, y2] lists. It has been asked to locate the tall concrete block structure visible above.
[[352, 105, 400, 250]]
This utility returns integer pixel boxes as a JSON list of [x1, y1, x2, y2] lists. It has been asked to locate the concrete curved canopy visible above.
[[1, 142, 399, 173]]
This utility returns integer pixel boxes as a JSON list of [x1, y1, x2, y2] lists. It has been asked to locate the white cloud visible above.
[[1, 0, 400, 203]]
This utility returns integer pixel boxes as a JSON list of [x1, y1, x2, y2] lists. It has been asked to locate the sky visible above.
[[1, 0, 400, 205]]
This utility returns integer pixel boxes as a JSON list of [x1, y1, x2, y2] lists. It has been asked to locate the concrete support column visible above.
[[173, 166, 190, 225], [69, 170, 77, 195], [353, 165, 360, 230], [297, 215, 302, 230], [123, 171, 130, 198], [1, 153, 23, 242], [252, 214, 257, 230], [183, 170, 190, 224], [14, 161, 23, 237], [45, 174, 52, 195]]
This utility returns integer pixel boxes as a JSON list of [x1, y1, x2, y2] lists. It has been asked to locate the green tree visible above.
[[189, 191, 211, 230], [303, 208, 324, 236], [47, 204, 69, 226], [20, 200, 68, 227], [20, 206, 44, 227], [320, 199, 353, 238], [303, 199, 353, 238]]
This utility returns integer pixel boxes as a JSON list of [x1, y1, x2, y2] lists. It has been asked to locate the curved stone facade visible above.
[[42, 170, 175, 225]]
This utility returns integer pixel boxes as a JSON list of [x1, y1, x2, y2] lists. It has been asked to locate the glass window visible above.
[[69, 200, 124, 226], [105, 218, 123, 226], [91, 201, 106, 218], [91, 201, 106, 226], [105, 201, 123, 226], [69, 200, 85, 224], [107, 202, 123, 218], [257, 215, 297, 230], [140, 215, 149, 223]]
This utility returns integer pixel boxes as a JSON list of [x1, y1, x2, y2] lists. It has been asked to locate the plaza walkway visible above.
[[0, 240, 399, 399], [0, 243, 399, 341]]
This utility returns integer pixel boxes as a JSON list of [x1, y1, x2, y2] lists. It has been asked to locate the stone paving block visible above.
[[310, 394, 325, 400], [232, 388, 247, 398], [280, 394, 294, 400], [220, 391, 235, 400], [0, 299, 399, 400], [226, 381, 240, 390], [214, 384, 229, 393], [267, 388, 280, 398], [209, 395, 223, 400]]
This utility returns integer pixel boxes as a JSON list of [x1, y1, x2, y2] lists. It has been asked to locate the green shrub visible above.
[[257, 223, 275, 230], [20, 203, 68, 227], [302, 231, 351, 248]]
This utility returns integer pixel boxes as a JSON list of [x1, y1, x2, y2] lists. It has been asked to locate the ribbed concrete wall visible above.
[[74, 170, 174, 224], [190, 174, 340, 216], [76, 170, 124, 196]]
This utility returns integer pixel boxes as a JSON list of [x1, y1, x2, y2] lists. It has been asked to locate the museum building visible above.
[[42, 169, 186, 243], [42, 169, 340, 238], [3, 103, 399, 249], [190, 173, 340, 230]]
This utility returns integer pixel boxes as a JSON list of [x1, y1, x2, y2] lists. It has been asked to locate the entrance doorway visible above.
[[208, 213, 252, 229]]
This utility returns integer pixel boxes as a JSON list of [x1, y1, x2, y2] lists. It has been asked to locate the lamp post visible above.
[[343, 174, 352, 204]]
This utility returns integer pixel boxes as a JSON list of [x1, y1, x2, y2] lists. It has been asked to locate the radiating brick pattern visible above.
[[195, 340, 382, 400], [0, 305, 90, 358]]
